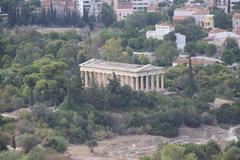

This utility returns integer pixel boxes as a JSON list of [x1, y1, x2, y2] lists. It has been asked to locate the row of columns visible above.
[[81, 70, 165, 91]]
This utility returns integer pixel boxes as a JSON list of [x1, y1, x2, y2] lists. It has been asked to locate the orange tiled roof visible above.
[[173, 16, 189, 22], [193, 8, 209, 15], [209, 28, 226, 33], [118, 2, 133, 9], [41, 0, 76, 9]]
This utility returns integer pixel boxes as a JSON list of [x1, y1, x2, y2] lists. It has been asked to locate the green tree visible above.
[[176, 24, 208, 42], [211, 8, 232, 29], [11, 135, 16, 150], [23, 73, 39, 105], [222, 38, 240, 64], [154, 41, 178, 66], [43, 136, 68, 153], [183, 106, 202, 128], [17, 133, 40, 152], [0, 131, 9, 151], [14, 42, 42, 65], [160, 144, 185, 160], [185, 42, 198, 95], [100, 3, 116, 27], [101, 38, 125, 62], [27, 147, 62, 160]]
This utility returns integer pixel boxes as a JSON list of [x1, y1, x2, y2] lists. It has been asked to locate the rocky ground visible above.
[[67, 125, 239, 160]]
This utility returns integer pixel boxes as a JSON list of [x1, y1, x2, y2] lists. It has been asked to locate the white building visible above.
[[146, 24, 186, 50], [79, 58, 165, 91], [132, 0, 149, 11], [76, 0, 103, 17], [175, 33, 186, 50], [146, 24, 175, 40], [205, 28, 240, 46]]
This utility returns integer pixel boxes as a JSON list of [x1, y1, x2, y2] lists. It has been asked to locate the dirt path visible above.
[[68, 125, 236, 160]]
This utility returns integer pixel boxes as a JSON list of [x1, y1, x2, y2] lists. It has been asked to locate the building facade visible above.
[[116, 2, 133, 20], [146, 24, 175, 40], [146, 24, 186, 50], [41, 0, 76, 16], [233, 13, 240, 30], [173, 5, 214, 29], [114, 0, 160, 20], [213, 0, 229, 13], [76, 0, 103, 17], [79, 59, 165, 91], [175, 33, 186, 50], [199, 14, 214, 29]]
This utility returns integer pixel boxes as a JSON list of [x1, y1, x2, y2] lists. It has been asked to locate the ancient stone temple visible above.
[[79, 59, 165, 91]]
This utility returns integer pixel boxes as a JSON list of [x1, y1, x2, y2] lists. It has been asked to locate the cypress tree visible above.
[[11, 135, 16, 150]]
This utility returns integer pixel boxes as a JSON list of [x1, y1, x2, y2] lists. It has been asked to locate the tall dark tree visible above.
[[211, 8, 232, 29], [185, 42, 198, 95], [100, 3, 116, 27]]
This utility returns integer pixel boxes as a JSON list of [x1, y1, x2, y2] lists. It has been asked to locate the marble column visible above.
[[136, 76, 139, 91], [121, 75, 124, 86], [97, 72, 101, 85], [146, 75, 149, 91], [85, 71, 88, 87], [104, 73, 108, 86], [131, 76, 135, 90], [128, 76, 131, 87], [151, 75, 154, 90], [141, 76, 144, 90], [156, 74, 160, 91], [81, 70, 84, 79], [161, 74, 164, 90]]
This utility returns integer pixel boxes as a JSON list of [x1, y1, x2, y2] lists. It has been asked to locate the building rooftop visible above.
[[175, 5, 209, 15], [209, 28, 226, 33], [173, 16, 189, 22], [117, 2, 133, 9], [41, 0, 76, 9], [233, 13, 240, 19], [173, 56, 223, 66], [79, 59, 164, 73]]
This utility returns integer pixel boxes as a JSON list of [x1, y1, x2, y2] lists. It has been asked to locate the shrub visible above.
[[127, 112, 147, 127], [27, 147, 64, 160], [149, 123, 179, 138], [215, 105, 240, 124], [0, 151, 22, 160], [0, 103, 18, 113], [17, 133, 41, 152], [0, 131, 10, 151], [202, 112, 215, 125], [183, 106, 202, 128], [43, 136, 68, 153], [94, 112, 115, 128]]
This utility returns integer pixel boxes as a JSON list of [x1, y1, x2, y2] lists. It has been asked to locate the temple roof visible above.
[[79, 59, 164, 73]]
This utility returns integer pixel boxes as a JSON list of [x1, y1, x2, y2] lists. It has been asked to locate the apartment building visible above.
[[41, 0, 76, 16], [146, 24, 186, 50], [173, 5, 214, 29], [233, 13, 240, 30]]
